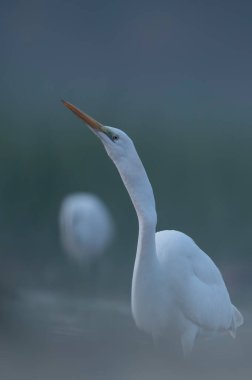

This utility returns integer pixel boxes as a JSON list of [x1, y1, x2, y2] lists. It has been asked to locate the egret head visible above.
[[62, 100, 136, 163], [62, 100, 156, 223]]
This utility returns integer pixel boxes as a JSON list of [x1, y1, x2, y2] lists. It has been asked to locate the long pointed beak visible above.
[[61, 100, 105, 132]]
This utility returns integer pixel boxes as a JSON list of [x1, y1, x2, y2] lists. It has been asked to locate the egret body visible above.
[[62, 100, 243, 355]]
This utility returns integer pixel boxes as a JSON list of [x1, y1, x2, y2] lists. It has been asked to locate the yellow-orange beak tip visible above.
[[61, 99, 104, 132]]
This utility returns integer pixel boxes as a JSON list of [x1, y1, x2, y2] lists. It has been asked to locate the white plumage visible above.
[[59, 193, 114, 263], [62, 100, 243, 355]]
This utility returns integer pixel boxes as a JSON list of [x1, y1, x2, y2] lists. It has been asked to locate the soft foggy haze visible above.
[[0, 1, 251, 379]]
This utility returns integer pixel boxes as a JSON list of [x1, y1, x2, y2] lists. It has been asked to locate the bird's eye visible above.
[[112, 135, 119, 142]]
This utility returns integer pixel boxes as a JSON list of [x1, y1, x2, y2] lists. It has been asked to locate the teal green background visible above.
[[0, 0, 251, 297]]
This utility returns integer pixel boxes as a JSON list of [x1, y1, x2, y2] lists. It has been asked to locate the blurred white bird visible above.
[[62, 100, 243, 355], [59, 193, 114, 264]]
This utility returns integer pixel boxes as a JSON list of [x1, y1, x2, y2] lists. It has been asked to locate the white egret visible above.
[[59, 193, 114, 264], [62, 100, 243, 355]]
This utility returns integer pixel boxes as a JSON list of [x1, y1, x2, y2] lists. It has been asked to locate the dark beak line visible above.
[[61, 99, 104, 131]]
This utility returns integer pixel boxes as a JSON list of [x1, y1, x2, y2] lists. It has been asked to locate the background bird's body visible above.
[[59, 193, 114, 264], [62, 100, 243, 356]]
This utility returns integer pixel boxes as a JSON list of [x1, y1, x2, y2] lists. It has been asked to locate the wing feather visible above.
[[156, 230, 234, 331]]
